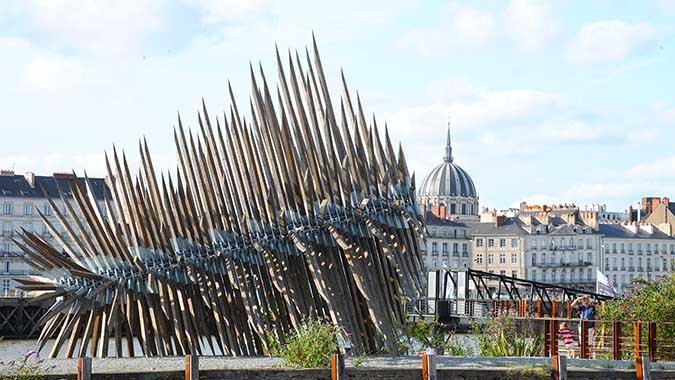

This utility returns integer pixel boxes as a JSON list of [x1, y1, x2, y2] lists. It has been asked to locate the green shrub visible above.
[[274, 319, 340, 368], [474, 313, 543, 357]]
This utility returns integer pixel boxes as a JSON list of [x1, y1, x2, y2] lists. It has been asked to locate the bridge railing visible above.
[[406, 298, 675, 362]]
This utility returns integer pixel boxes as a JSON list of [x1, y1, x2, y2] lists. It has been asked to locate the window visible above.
[[542, 270, 547, 281], [2, 203, 11, 215], [605, 257, 609, 270], [476, 239, 484, 247], [613, 257, 617, 268], [629, 257, 634, 267], [488, 253, 494, 264], [461, 243, 468, 255], [511, 239, 518, 248], [1, 279, 9, 294], [587, 268, 593, 280], [23, 203, 32, 216], [499, 253, 506, 264], [4, 261, 9, 274], [612, 243, 617, 253], [561, 269, 566, 282], [41, 224, 49, 237], [587, 238, 592, 249], [647, 258, 651, 270], [2, 223, 12, 237], [1, 243, 10, 254], [511, 270, 517, 278], [511, 253, 517, 264], [500, 270, 506, 276], [488, 239, 494, 247], [531, 252, 537, 266], [580, 270, 585, 281], [530, 240, 536, 249], [586, 252, 592, 264], [44, 203, 52, 216], [570, 270, 576, 281], [552, 270, 557, 282], [461, 204, 466, 214], [476, 253, 483, 264], [452, 243, 459, 255], [499, 239, 506, 248], [620, 243, 625, 253], [450, 204, 456, 214], [647, 243, 651, 253], [637, 243, 642, 253], [671, 244, 674, 254], [621, 257, 625, 269], [442, 243, 448, 255], [431, 242, 438, 254], [621, 274, 626, 285], [540, 252, 546, 265]]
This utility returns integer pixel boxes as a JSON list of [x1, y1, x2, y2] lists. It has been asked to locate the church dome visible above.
[[419, 127, 477, 198], [418, 124, 479, 218]]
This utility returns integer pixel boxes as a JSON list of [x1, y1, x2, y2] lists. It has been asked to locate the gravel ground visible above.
[[2, 340, 674, 375]]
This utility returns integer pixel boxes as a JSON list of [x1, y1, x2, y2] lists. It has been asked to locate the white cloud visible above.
[[186, 0, 266, 23], [24, 0, 165, 56], [506, 0, 556, 51], [397, 6, 495, 56], [567, 21, 665, 64]]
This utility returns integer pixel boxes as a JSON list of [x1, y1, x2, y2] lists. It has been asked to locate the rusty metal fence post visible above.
[[648, 322, 656, 362], [422, 353, 436, 380], [77, 357, 91, 380], [634, 321, 642, 359], [185, 354, 198, 380], [580, 320, 589, 359], [613, 321, 622, 360], [550, 318, 558, 357], [331, 353, 345, 380]]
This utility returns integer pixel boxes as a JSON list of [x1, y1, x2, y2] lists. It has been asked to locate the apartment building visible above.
[[0, 170, 108, 296]]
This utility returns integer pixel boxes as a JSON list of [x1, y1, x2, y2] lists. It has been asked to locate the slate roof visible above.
[[0, 174, 109, 200], [598, 223, 674, 240], [424, 211, 470, 228], [470, 219, 527, 236]]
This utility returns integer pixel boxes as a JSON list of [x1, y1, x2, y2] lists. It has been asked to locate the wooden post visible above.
[[422, 354, 437, 380], [331, 353, 345, 380], [613, 321, 622, 360], [550, 318, 559, 357], [537, 300, 542, 318], [648, 322, 656, 362], [544, 319, 551, 357], [185, 354, 198, 380], [634, 321, 642, 359], [77, 357, 92, 380], [580, 320, 588, 359], [636, 356, 651, 380], [552, 355, 567, 380], [551, 300, 557, 318]]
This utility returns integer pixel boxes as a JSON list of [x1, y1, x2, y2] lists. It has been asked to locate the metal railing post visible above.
[[550, 318, 559, 357], [648, 322, 656, 362], [185, 354, 198, 380], [634, 321, 642, 359], [544, 319, 551, 357], [580, 320, 589, 359], [78, 357, 92, 380], [331, 353, 345, 380], [613, 321, 622, 360], [422, 353, 437, 380]]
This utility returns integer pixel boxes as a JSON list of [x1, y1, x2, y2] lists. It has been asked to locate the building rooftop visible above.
[[424, 211, 470, 227], [0, 172, 109, 200], [598, 223, 674, 240], [470, 219, 527, 236]]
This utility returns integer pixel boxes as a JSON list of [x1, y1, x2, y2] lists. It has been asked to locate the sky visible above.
[[1, 1, 675, 212]]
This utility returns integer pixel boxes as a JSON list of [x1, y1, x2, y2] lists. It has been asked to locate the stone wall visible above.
[[40, 367, 675, 380]]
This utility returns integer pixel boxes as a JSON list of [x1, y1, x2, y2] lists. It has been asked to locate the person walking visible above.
[[571, 295, 597, 357]]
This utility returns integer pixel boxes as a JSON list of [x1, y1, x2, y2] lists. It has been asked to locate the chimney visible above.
[[439, 204, 447, 220], [480, 209, 496, 223], [23, 172, 35, 188], [0, 169, 14, 176], [579, 210, 599, 231], [496, 215, 506, 227], [623, 222, 638, 234], [53, 172, 76, 179], [518, 214, 533, 226]]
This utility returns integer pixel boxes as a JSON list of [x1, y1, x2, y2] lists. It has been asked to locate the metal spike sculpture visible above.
[[15, 38, 424, 358]]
